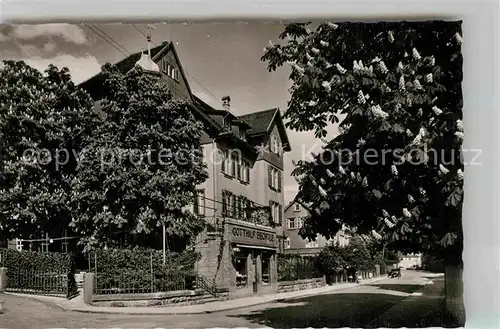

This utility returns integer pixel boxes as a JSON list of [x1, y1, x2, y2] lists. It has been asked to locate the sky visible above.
[[0, 22, 339, 204]]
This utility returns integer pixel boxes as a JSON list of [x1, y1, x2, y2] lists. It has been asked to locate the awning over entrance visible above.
[[235, 244, 276, 251]]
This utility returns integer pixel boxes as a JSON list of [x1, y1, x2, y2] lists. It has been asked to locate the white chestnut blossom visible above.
[[378, 61, 388, 74], [320, 40, 329, 47], [388, 30, 395, 43], [391, 164, 398, 176], [399, 76, 406, 91], [326, 169, 334, 177], [403, 208, 412, 218], [384, 218, 395, 228], [455, 131, 464, 140], [454, 32, 463, 45], [419, 187, 426, 196], [335, 63, 346, 74], [406, 129, 413, 137], [308, 100, 318, 107], [311, 47, 320, 54], [382, 209, 389, 217], [339, 166, 346, 175], [322, 80, 332, 92], [362, 176, 368, 188], [439, 164, 450, 175], [356, 172, 362, 182], [414, 79, 422, 90], [408, 194, 415, 203], [429, 56, 436, 66], [357, 90, 367, 104], [356, 138, 366, 147], [456, 119, 463, 132], [417, 108, 423, 116], [412, 48, 421, 60], [457, 169, 464, 179], [398, 62, 404, 70], [371, 104, 388, 119], [350, 172, 356, 180], [326, 22, 338, 29], [320, 178, 326, 185], [372, 230, 382, 240], [425, 73, 433, 83], [432, 106, 443, 115]]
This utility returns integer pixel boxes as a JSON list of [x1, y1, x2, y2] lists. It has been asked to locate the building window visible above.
[[234, 153, 241, 180], [234, 252, 248, 289], [287, 218, 296, 229], [222, 190, 233, 217], [269, 202, 282, 224], [268, 165, 282, 191], [262, 254, 271, 285], [15, 238, 23, 251], [270, 135, 281, 155], [305, 238, 319, 248], [293, 203, 300, 212], [241, 160, 250, 183], [285, 237, 291, 249], [194, 189, 205, 216], [239, 129, 246, 141], [221, 150, 232, 176]]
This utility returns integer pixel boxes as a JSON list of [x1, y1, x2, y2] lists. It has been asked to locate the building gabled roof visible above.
[[239, 108, 291, 152], [78, 42, 169, 98], [239, 109, 278, 135]]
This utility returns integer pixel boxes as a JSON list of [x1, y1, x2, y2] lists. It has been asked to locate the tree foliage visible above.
[[0, 60, 97, 240], [262, 21, 463, 264], [71, 64, 209, 250], [1, 61, 209, 251]]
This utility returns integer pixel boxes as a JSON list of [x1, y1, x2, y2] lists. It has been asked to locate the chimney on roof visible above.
[[222, 96, 231, 111]]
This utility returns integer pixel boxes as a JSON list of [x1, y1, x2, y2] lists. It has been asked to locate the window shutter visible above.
[[222, 190, 227, 216], [277, 171, 282, 192], [237, 158, 241, 180], [279, 204, 283, 225], [268, 166, 272, 188], [194, 192, 199, 214], [246, 164, 250, 183], [221, 151, 226, 173]]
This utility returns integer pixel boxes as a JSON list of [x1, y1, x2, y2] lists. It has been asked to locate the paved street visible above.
[[0, 271, 445, 329]]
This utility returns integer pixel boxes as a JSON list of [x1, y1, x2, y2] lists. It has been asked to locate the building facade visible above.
[[78, 39, 291, 298], [398, 253, 422, 269], [282, 200, 350, 256]]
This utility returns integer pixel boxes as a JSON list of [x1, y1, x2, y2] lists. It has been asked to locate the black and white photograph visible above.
[[0, 18, 470, 328]]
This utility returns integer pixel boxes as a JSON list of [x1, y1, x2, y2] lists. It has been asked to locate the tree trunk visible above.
[[444, 254, 466, 326]]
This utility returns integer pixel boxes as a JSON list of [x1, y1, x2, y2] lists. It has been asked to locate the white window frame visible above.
[[285, 237, 291, 249], [287, 218, 296, 229], [293, 203, 301, 212], [305, 238, 319, 248], [16, 238, 23, 251]]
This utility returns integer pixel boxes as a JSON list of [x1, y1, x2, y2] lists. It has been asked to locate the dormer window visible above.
[[161, 58, 179, 82], [270, 135, 281, 155], [239, 128, 246, 141], [293, 203, 300, 212]]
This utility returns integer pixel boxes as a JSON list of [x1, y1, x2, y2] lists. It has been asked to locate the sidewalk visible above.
[[4, 276, 386, 315], [367, 277, 463, 328]]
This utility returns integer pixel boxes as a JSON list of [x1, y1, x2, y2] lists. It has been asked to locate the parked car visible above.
[[388, 268, 401, 278]]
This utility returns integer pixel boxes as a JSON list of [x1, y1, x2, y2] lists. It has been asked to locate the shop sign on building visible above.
[[228, 224, 276, 248]]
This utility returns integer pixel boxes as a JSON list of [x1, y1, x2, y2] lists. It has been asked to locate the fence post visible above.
[[0, 267, 6, 292], [83, 273, 94, 305]]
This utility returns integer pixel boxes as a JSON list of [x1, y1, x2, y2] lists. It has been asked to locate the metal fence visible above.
[[277, 255, 321, 282], [94, 270, 196, 295], [5, 269, 71, 297]]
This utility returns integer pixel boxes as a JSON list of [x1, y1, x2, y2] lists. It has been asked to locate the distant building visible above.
[[282, 199, 350, 256], [398, 253, 422, 269]]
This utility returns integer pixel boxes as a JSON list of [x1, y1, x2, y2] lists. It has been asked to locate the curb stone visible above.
[[5, 276, 386, 315]]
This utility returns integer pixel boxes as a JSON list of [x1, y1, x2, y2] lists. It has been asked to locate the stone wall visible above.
[[92, 289, 229, 307], [277, 277, 326, 293]]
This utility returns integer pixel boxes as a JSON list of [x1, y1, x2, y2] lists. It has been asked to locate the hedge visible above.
[[0, 248, 77, 298]]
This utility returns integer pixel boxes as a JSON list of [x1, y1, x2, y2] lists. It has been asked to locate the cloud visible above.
[[10, 24, 88, 45], [21, 54, 102, 84], [43, 42, 57, 53]]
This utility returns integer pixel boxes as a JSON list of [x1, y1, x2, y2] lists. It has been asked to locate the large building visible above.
[[78, 38, 291, 298], [282, 199, 350, 256]]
